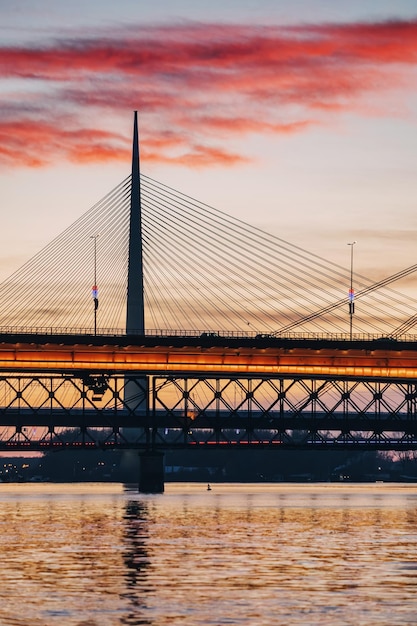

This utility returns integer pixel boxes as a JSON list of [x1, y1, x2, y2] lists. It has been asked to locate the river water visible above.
[[0, 482, 416, 625]]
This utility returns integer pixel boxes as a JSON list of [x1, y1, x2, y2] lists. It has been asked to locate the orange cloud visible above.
[[0, 18, 416, 168], [0, 120, 129, 166], [181, 116, 314, 135], [161, 144, 249, 168]]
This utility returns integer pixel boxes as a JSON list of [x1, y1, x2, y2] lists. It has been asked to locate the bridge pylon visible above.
[[126, 110, 145, 334], [124, 111, 164, 492]]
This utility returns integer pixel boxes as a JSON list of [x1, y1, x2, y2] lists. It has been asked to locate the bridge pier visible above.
[[138, 451, 165, 493]]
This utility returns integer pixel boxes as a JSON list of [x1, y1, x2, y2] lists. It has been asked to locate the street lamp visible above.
[[90, 235, 99, 335], [347, 241, 356, 340]]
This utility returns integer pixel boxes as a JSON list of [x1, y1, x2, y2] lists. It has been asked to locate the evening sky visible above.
[[1, 0, 417, 288]]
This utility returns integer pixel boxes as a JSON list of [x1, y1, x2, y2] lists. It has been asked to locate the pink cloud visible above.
[[0, 120, 129, 166], [0, 18, 416, 168], [142, 149, 248, 168]]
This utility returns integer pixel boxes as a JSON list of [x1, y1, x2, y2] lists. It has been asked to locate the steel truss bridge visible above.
[[1, 331, 417, 452]]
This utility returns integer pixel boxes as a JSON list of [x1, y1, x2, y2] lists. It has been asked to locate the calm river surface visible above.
[[0, 482, 416, 625]]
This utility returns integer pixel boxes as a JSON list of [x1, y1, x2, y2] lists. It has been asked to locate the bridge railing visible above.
[[0, 326, 415, 342]]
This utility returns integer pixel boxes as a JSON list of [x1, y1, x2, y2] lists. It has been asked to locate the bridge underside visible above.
[[0, 369, 417, 452]]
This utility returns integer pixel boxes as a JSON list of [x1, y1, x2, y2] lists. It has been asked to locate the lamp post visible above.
[[90, 235, 99, 335], [347, 241, 356, 340]]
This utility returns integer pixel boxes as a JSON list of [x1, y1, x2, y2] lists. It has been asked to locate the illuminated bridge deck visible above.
[[0, 332, 416, 380]]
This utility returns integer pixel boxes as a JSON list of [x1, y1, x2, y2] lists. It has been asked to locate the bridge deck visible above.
[[0, 333, 415, 379]]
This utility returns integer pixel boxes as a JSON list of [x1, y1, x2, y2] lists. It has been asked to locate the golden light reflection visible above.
[[0, 484, 416, 624]]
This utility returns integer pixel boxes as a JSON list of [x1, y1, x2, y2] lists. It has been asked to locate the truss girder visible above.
[[0, 371, 414, 451]]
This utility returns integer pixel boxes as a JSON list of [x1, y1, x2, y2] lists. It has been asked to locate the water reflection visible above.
[[0, 483, 415, 625], [121, 500, 151, 625], [117, 484, 417, 624]]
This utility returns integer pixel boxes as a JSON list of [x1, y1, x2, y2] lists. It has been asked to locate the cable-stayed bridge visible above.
[[3, 172, 417, 336], [1, 112, 417, 490]]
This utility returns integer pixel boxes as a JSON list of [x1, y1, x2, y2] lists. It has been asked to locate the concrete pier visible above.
[[138, 451, 165, 493]]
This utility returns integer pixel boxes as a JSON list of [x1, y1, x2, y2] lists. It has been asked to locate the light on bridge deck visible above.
[[0, 339, 415, 380]]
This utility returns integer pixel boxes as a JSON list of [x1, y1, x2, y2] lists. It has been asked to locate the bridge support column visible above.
[[139, 451, 165, 493]]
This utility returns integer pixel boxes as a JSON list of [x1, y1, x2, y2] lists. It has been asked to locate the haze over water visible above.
[[0, 482, 416, 625]]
